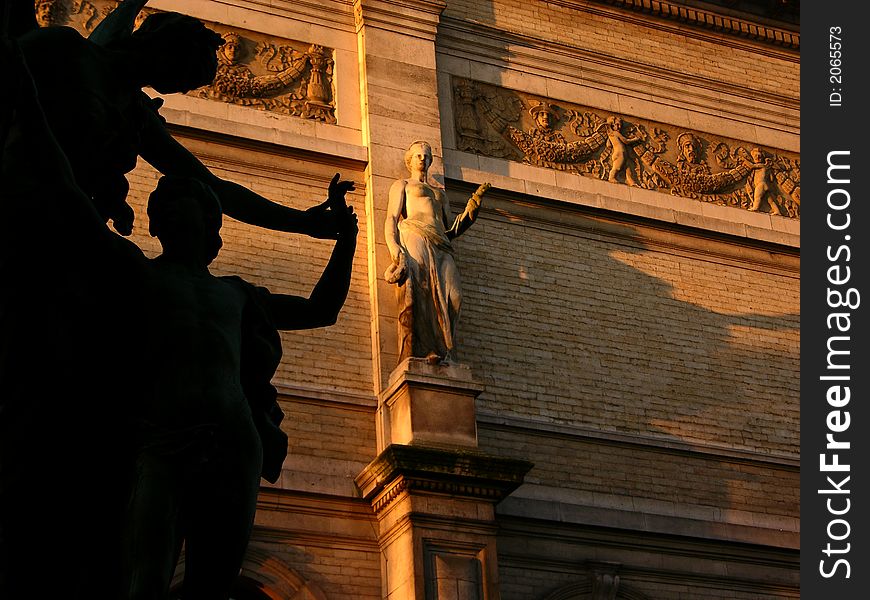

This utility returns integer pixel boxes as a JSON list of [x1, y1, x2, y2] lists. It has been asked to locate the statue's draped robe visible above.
[[396, 218, 458, 361]]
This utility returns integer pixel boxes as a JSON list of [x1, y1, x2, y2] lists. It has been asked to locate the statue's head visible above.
[[219, 32, 244, 65], [606, 115, 623, 130], [404, 141, 433, 174], [750, 147, 765, 163], [148, 176, 223, 264], [127, 12, 225, 93]]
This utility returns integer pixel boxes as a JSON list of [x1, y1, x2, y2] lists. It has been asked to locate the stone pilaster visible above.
[[355, 445, 533, 600], [353, 0, 448, 394]]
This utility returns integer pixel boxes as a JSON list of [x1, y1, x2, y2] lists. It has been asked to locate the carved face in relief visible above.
[[34, 0, 57, 27], [607, 116, 623, 131], [534, 110, 553, 131], [678, 134, 700, 164], [750, 147, 764, 163], [220, 33, 243, 65]]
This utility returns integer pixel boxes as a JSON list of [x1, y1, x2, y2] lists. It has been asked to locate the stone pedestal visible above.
[[355, 445, 533, 600], [377, 358, 483, 452]]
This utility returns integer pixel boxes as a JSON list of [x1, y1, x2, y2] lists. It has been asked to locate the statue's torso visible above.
[[403, 179, 446, 233], [142, 262, 250, 430]]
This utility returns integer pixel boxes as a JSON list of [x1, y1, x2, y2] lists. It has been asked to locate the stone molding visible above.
[[452, 77, 800, 219], [586, 0, 799, 49], [437, 16, 798, 133], [477, 411, 799, 469], [353, 0, 446, 38], [355, 445, 533, 514]]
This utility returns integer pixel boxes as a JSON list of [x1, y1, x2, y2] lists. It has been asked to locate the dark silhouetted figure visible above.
[[120, 174, 356, 599], [0, 3, 355, 595], [15, 0, 343, 237]]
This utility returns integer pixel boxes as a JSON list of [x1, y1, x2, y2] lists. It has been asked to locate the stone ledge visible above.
[[383, 357, 484, 400], [355, 445, 534, 511]]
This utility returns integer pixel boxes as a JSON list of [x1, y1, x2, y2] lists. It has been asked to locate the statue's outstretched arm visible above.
[[267, 200, 358, 330], [446, 182, 490, 240], [139, 108, 344, 239]]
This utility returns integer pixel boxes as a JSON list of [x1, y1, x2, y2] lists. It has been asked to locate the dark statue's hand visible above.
[[336, 204, 359, 241], [305, 173, 356, 239], [328, 172, 355, 209]]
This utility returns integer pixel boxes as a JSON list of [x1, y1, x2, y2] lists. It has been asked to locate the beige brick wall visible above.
[[452, 198, 799, 457], [480, 426, 798, 519], [443, 0, 799, 100], [276, 397, 377, 495], [249, 540, 382, 599]]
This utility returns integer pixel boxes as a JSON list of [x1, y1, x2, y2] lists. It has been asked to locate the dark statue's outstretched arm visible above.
[[266, 203, 358, 331], [138, 109, 344, 239]]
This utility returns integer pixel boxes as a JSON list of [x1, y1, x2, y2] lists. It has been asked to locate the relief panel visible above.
[[453, 77, 800, 218]]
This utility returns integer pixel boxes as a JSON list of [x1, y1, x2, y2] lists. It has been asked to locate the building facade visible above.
[[49, 0, 799, 597]]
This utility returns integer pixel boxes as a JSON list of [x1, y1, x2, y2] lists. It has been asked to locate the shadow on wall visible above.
[[442, 183, 799, 531], [451, 189, 799, 454]]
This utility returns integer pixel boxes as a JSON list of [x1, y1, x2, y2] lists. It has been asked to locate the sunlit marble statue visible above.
[[384, 140, 490, 365]]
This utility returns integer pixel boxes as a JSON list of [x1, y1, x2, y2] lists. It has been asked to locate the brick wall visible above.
[[452, 201, 799, 457]]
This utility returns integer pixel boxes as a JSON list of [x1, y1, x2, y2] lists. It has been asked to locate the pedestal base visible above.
[[378, 358, 484, 451], [355, 445, 533, 600]]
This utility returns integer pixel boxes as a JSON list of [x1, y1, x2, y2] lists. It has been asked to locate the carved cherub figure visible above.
[[745, 147, 782, 215], [603, 116, 643, 185]]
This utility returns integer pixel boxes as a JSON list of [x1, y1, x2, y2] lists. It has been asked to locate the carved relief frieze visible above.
[[453, 78, 800, 218], [194, 31, 336, 123], [36, 1, 337, 123]]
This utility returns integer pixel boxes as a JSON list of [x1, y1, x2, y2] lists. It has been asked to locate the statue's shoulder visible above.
[[389, 178, 409, 196]]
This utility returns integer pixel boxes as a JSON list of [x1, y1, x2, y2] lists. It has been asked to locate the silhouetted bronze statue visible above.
[[0, 2, 355, 596], [121, 175, 356, 599], [15, 0, 343, 238], [0, 39, 357, 597]]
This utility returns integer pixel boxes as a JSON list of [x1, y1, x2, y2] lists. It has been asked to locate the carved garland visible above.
[[454, 77, 800, 219], [35, 0, 337, 124]]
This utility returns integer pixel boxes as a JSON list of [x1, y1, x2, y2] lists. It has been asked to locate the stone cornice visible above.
[[183, 0, 355, 32], [579, 0, 799, 50], [355, 445, 533, 513], [353, 0, 447, 38]]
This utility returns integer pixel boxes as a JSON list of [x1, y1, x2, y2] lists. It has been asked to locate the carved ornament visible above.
[[37, 1, 337, 124], [454, 78, 800, 218]]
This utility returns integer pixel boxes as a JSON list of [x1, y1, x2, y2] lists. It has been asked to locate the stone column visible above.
[[353, 0, 448, 394]]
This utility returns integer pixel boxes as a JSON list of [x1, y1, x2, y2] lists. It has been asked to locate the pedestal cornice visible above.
[[355, 444, 533, 514]]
